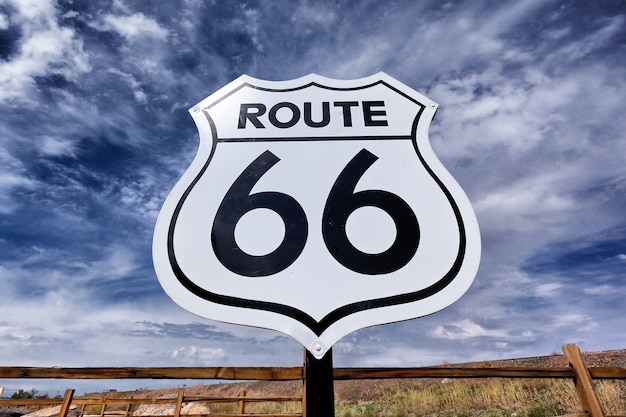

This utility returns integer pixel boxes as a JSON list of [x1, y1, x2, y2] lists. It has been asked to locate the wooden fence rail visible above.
[[2, 365, 624, 381], [1, 344, 625, 417], [0, 367, 304, 381]]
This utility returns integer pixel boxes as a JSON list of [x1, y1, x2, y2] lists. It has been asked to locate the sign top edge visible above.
[[189, 72, 437, 114]]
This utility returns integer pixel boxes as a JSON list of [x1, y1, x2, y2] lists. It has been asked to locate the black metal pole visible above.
[[304, 347, 335, 417]]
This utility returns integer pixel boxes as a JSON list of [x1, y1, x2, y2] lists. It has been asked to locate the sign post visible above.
[[303, 348, 334, 417], [153, 72, 481, 410]]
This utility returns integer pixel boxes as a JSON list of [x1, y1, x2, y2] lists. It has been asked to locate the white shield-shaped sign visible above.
[[153, 73, 480, 358]]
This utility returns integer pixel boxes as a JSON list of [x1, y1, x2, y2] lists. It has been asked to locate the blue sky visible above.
[[1, 0, 625, 395]]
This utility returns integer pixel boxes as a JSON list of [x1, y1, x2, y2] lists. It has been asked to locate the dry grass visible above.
[[335, 377, 626, 417], [209, 399, 301, 415], [594, 379, 626, 414]]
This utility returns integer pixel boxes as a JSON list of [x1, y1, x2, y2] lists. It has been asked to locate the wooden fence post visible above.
[[58, 389, 75, 417], [173, 388, 184, 417], [562, 344, 605, 417], [237, 390, 247, 415]]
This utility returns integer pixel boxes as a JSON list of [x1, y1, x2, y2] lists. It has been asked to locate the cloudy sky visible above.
[[1, 0, 625, 395]]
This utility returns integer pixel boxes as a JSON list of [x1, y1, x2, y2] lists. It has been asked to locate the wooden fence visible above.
[[0, 389, 301, 417], [1, 344, 625, 417]]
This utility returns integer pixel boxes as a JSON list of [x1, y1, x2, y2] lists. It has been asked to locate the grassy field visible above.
[[328, 349, 626, 417], [200, 376, 626, 417], [333, 378, 626, 417]]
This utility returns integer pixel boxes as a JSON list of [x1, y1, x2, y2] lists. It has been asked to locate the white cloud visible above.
[[430, 319, 507, 340], [0, 0, 90, 103], [332, 340, 355, 354], [430, 67, 581, 160], [39, 136, 77, 156], [475, 180, 575, 229], [427, 51, 626, 273], [534, 282, 563, 298], [0, 172, 33, 189], [0, 12, 9, 30], [107, 69, 148, 104], [552, 15, 624, 63], [171, 346, 227, 364], [616, 254, 626, 261], [550, 314, 597, 331], [0, 148, 34, 213], [0, 243, 142, 311], [61, 10, 79, 20], [583, 285, 615, 296], [358, 346, 450, 367], [291, 3, 337, 27], [96, 13, 168, 40]]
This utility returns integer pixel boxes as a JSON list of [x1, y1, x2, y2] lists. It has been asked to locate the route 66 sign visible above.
[[153, 73, 480, 358]]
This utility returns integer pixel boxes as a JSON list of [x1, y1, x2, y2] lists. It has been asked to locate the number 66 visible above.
[[212, 149, 419, 277]]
